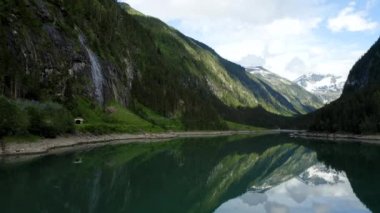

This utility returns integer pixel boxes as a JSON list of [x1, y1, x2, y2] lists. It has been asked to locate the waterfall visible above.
[[79, 35, 104, 105]]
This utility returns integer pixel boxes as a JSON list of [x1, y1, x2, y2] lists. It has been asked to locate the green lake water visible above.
[[0, 134, 379, 213]]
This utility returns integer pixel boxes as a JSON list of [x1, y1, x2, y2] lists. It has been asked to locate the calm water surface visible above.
[[0, 134, 379, 213]]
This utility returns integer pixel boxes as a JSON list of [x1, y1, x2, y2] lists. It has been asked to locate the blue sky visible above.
[[123, 0, 380, 80]]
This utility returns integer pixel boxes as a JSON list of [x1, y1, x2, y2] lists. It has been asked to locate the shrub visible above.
[[20, 101, 74, 138], [0, 96, 29, 137]]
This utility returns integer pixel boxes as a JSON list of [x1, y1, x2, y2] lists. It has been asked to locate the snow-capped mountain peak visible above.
[[242, 66, 325, 112], [294, 73, 346, 104]]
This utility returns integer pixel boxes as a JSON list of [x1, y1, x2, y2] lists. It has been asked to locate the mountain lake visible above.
[[0, 134, 378, 213]]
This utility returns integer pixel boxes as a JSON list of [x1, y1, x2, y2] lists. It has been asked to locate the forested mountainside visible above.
[[309, 36, 380, 133], [122, 3, 323, 115], [0, 0, 322, 137], [343, 38, 380, 95]]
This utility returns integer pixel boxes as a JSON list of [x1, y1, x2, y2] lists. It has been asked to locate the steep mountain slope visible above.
[[123, 5, 325, 116], [344, 38, 380, 95], [0, 0, 234, 130], [247, 66, 324, 114], [0, 0, 324, 133], [120, 5, 257, 108], [294, 73, 345, 103], [309, 36, 380, 133]]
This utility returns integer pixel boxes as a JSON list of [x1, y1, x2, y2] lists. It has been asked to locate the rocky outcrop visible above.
[[0, 0, 135, 107]]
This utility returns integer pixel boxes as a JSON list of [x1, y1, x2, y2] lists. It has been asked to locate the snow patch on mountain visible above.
[[244, 66, 325, 112], [294, 73, 346, 104], [246, 66, 292, 85], [246, 66, 271, 76]]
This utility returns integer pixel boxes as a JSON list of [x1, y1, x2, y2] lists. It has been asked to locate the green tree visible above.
[[0, 97, 29, 137]]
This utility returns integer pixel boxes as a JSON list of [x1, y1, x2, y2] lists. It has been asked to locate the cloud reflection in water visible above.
[[215, 164, 370, 213]]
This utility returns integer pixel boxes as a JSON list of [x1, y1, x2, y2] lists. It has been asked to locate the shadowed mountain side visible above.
[[343, 37, 380, 95]]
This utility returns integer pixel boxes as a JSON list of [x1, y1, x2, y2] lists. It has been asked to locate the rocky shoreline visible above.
[[3, 130, 379, 159], [0, 131, 261, 157], [291, 131, 380, 145]]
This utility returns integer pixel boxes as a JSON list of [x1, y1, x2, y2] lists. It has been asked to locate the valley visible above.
[[1, 1, 380, 212], [0, 0, 327, 141]]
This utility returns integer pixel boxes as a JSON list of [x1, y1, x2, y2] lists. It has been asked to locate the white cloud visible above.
[[328, 1, 378, 32], [286, 57, 307, 77], [123, 0, 379, 81], [264, 18, 322, 36], [239, 54, 266, 67], [125, 0, 327, 25]]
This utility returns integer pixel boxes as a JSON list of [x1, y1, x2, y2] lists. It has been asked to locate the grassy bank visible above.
[[225, 121, 266, 131], [0, 96, 262, 143]]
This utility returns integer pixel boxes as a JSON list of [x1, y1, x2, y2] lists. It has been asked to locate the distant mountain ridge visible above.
[[294, 73, 345, 103], [246, 66, 324, 114]]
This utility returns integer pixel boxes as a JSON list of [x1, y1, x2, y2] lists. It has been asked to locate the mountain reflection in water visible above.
[[0, 134, 379, 213], [216, 164, 369, 213]]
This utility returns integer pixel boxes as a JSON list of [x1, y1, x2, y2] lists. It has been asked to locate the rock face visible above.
[[0, 0, 134, 106], [294, 73, 345, 104], [79, 35, 104, 105]]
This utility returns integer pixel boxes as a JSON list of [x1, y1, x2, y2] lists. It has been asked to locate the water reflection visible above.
[[0, 134, 379, 213], [216, 164, 370, 213]]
